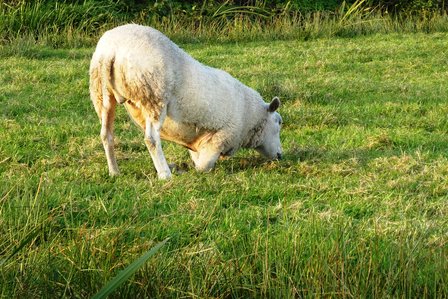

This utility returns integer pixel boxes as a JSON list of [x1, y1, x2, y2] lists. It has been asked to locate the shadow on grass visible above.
[[216, 142, 448, 174], [209, 147, 371, 173]]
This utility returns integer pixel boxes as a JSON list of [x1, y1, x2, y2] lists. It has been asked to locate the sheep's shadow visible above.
[[164, 147, 374, 175], [129, 141, 447, 179], [212, 146, 399, 174], [164, 155, 277, 175]]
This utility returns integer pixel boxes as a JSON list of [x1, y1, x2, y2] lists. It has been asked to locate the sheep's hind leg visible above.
[[100, 93, 120, 176], [144, 111, 171, 180]]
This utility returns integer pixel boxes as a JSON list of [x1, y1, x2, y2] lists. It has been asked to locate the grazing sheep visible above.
[[89, 24, 283, 179]]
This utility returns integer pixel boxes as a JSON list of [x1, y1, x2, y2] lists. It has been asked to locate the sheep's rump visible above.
[[89, 25, 183, 121]]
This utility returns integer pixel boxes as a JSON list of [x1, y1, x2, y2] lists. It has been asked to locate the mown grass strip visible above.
[[0, 32, 446, 297]]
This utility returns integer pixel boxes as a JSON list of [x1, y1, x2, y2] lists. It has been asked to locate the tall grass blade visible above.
[[211, 1, 271, 19], [92, 238, 169, 299], [341, 0, 368, 22], [0, 228, 41, 267]]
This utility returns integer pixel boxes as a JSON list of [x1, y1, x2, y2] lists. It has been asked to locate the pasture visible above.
[[1, 32, 447, 297]]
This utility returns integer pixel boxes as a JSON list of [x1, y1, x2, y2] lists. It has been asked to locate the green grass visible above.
[[1, 32, 447, 298], [3, 0, 448, 47]]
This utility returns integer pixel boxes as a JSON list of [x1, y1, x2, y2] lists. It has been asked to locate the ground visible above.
[[0, 33, 447, 297]]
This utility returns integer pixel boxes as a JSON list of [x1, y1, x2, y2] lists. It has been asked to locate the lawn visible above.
[[0, 32, 447, 298]]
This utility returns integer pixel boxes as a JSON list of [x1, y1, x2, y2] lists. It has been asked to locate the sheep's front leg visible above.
[[100, 93, 120, 176], [190, 148, 220, 172], [144, 116, 171, 180], [188, 149, 200, 166]]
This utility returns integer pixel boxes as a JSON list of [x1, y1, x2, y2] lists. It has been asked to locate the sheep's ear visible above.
[[268, 97, 280, 113]]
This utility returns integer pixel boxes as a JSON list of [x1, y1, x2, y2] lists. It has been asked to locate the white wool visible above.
[[90, 24, 282, 178]]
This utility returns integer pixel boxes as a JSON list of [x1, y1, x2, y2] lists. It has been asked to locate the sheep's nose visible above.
[[277, 153, 282, 160]]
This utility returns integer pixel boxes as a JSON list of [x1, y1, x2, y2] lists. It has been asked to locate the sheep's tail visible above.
[[89, 54, 119, 120]]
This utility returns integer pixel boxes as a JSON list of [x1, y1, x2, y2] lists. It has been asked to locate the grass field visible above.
[[1, 32, 447, 298]]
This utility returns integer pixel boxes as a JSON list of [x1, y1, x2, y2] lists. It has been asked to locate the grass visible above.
[[0, 32, 447, 297], [2, 0, 448, 47]]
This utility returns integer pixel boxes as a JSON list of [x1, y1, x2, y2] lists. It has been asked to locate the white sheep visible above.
[[89, 24, 283, 179]]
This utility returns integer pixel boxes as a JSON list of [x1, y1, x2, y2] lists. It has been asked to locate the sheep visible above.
[[89, 24, 283, 179]]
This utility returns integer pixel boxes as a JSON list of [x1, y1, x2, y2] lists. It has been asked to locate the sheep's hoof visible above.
[[158, 171, 172, 180]]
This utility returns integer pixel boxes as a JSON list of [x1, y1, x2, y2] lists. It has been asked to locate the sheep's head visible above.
[[256, 97, 283, 160]]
